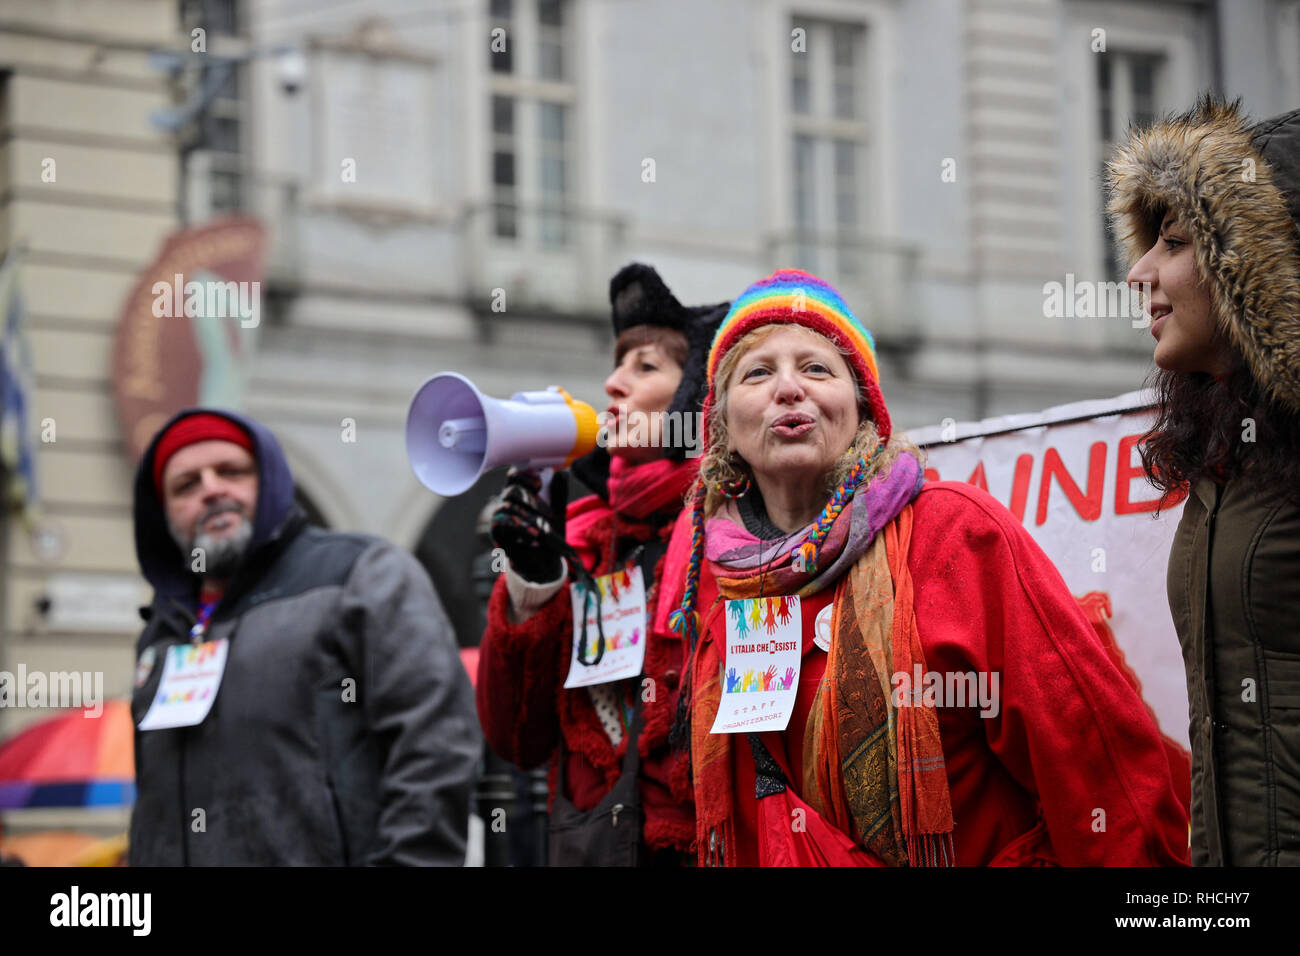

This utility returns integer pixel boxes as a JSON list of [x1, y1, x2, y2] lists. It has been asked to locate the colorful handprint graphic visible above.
[[729, 601, 750, 637], [725, 658, 798, 694], [776, 596, 793, 626]]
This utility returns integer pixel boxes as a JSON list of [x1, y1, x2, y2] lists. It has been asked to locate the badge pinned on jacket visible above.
[[711, 596, 802, 734], [563, 565, 648, 689], [814, 604, 833, 652], [137, 639, 229, 731]]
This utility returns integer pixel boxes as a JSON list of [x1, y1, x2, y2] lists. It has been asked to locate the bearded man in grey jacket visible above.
[[128, 408, 479, 866]]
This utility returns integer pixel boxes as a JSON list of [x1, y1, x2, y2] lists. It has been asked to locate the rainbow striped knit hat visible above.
[[703, 269, 891, 442]]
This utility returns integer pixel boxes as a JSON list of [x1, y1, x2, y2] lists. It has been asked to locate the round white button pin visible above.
[[814, 604, 833, 652]]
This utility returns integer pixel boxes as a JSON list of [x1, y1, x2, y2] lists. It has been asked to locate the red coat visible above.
[[659, 480, 1191, 865], [476, 495, 695, 852]]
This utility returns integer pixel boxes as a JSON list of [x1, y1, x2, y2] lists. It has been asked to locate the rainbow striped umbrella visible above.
[[0, 700, 135, 808], [0, 830, 128, 866]]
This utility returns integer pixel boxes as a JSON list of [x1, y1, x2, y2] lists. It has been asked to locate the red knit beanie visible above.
[[152, 414, 255, 495]]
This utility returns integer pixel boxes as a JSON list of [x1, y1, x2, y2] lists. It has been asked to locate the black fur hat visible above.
[[608, 262, 729, 425], [572, 265, 728, 494]]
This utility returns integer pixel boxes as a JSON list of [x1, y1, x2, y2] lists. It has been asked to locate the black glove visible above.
[[490, 468, 565, 583]]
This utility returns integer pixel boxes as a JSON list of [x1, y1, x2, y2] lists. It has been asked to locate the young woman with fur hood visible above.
[[1108, 97, 1300, 866]]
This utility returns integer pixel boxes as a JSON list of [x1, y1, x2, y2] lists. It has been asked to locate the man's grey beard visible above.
[[169, 503, 254, 580]]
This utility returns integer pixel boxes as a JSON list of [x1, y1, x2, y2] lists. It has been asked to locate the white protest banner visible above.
[[909, 391, 1192, 781]]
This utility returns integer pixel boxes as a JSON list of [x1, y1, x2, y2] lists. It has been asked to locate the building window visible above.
[[537, 0, 566, 81], [489, 0, 574, 246], [1097, 51, 1165, 278], [538, 101, 568, 245], [490, 0, 514, 75], [788, 18, 868, 277], [183, 0, 239, 35], [205, 64, 244, 214], [181, 0, 247, 219], [831, 28, 857, 119], [491, 94, 518, 238]]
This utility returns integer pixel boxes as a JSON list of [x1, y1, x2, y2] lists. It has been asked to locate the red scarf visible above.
[[607, 456, 698, 519], [566, 456, 698, 572]]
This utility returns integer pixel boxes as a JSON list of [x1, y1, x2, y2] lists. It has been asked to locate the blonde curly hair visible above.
[[696, 325, 924, 519]]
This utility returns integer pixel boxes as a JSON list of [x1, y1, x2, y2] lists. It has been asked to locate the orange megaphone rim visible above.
[[556, 388, 599, 468]]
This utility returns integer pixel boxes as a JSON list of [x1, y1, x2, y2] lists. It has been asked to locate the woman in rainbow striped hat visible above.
[[654, 268, 1190, 867]]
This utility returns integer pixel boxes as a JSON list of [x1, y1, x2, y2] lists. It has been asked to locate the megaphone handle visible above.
[[550, 469, 569, 548]]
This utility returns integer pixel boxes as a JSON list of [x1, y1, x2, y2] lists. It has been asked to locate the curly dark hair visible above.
[[1139, 358, 1300, 510]]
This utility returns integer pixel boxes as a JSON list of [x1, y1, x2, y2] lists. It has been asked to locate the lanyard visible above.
[[189, 598, 219, 641], [616, 681, 637, 736]]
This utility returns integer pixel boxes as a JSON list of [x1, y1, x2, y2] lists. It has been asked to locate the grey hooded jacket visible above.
[[128, 408, 480, 866]]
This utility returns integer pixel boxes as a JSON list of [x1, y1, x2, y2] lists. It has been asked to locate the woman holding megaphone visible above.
[[476, 264, 727, 866]]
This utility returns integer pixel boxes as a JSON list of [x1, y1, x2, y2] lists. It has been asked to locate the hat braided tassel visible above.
[[669, 482, 708, 752], [797, 442, 884, 574]]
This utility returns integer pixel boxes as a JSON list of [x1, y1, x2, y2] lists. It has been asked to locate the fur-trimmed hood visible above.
[[1107, 97, 1300, 412]]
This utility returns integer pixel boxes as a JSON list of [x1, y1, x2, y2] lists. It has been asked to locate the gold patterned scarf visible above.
[[801, 504, 955, 865]]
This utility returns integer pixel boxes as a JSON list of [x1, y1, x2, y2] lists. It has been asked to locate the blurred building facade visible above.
[[244, 0, 1300, 647], [0, 0, 180, 840], [1, 0, 179, 741], [2, 0, 1299, 746]]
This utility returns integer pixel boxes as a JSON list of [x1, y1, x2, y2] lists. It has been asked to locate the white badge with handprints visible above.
[[138, 638, 229, 731], [564, 565, 648, 688], [710, 596, 802, 734]]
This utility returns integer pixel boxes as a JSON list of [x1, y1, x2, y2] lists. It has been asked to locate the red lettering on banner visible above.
[[1115, 433, 1158, 515], [1037, 442, 1107, 524], [931, 427, 1192, 524], [927, 457, 1030, 519], [1114, 432, 1189, 512], [1009, 454, 1033, 523]]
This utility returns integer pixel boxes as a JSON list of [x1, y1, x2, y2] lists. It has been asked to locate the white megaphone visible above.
[[406, 372, 600, 497]]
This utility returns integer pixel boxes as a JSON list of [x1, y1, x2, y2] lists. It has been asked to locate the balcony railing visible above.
[[188, 176, 920, 342], [460, 201, 629, 318]]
